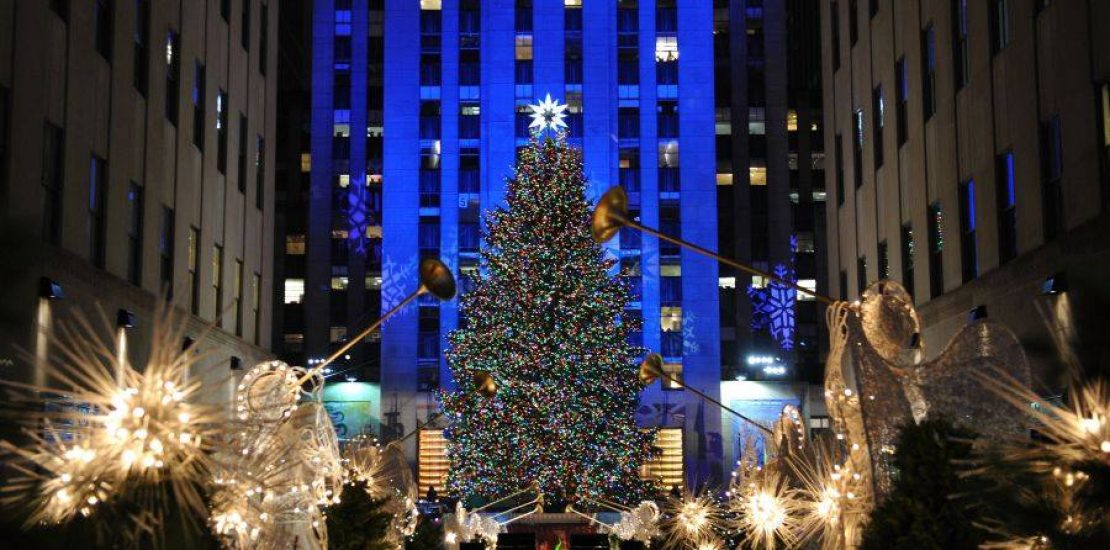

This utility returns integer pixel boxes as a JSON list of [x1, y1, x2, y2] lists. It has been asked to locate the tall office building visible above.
[[280, 0, 830, 489], [821, 0, 1110, 379], [0, 1, 278, 401], [714, 0, 827, 384]]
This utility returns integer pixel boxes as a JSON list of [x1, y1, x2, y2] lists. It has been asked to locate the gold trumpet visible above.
[[300, 257, 457, 384], [639, 353, 770, 434], [592, 186, 835, 305]]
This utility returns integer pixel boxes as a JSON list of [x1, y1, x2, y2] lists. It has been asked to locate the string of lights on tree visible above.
[[440, 123, 656, 505]]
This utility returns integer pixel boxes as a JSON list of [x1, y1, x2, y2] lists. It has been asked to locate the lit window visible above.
[[750, 165, 767, 186], [420, 0, 441, 10], [333, 123, 350, 137], [716, 173, 733, 186], [286, 234, 306, 255], [718, 277, 736, 289], [460, 105, 480, 116], [338, 174, 350, 187], [751, 276, 768, 289], [786, 109, 798, 132], [660, 306, 682, 332], [418, 429, 449, 492], [366, 225, 383, 238], [515, 34, 533, 61], [639, 428, 684, 492], [284, 279, 305, 304], [331, 229, 350, 239], [366, 275, 382, 289], [331, 277, 349, 290], [797, 279, 817, 301], [658, 140, 679, 168], [662, 363, 683, 390], [655, 36, 679, 62], [300, 153, 311, 172], [661, 264, 681, 277], [330, 326, 347, 343], [564, 0, 582, 7]]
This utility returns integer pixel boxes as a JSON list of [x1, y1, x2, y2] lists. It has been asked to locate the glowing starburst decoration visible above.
[[732, 470, 803, 550], [661, 490, 726, 549], [527, 93, 569, 133], [0, 304, 222, 541]]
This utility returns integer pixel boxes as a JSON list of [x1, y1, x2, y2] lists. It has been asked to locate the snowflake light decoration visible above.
[[748, 236, 799, 351], [528, 93, 568, 133]]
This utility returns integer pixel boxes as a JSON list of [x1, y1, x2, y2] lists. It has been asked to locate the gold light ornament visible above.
[[0, 303, 221, 540]]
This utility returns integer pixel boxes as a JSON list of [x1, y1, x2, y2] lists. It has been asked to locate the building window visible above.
[[284, 278, 305, 304], [188, 227, 200, 314], [857, 256, 867, 294], [95, 0, 113, 62], [928, 203, 944, 298], [41, 122, 65, 245], [901, 224, 915, 297], [853, 109, 864, 188], [878, 240, 890, 279], [953, 0, 969, 90], [1042, 116, 1063, 240], [51, 0, 69, 21], [869, 0, 878, 18], [896, 56, 908, 145], [259, 3, 269, 75], [640, 428, 683, 491], [286, 234, 306, 255], [958, 180, 977, 282], [661, 362, 683, 391], [242, 0, 251, 51], [160, 207, 174, 297], [873, 85, 885, 168], [233, 259, 243, 336], [658, 101, 678, 139], [834, 134, 845, 206], [831, 1, 841, 71], [127, 182, 144, 285], [89, 155, 108, 268], [221, 0, 230, 20], [252, 272, 261, 344], [165, 32, 180, 125], [418, 429, 448, 493], [839, 268, 848, 300], [193, 62, 206, 150], [1101, 83, 1110, 200], [134, 0, 150, 95], [990, 0, 1011, 55], [922, 25, 936, 120], [212, 244, 223, 325], [848, 0, 858, 46], [459, 103, 479, 139], [238, 114, 248, 193], [0, 87, 6, 206], [216, 90, 228, 174], [996, 152, 1017, 263], [256, 136, 265, 209]]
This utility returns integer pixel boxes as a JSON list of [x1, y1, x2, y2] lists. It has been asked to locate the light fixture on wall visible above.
[[38, 277, 63, 299], [116, 308, 136, 329], [1041, 272, 1068, 295]]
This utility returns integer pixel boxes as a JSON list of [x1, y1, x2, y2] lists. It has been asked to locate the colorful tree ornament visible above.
[[441, 134, 655, 505]]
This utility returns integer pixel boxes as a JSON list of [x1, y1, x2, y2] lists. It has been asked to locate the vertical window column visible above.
[[996, 152, 1017, 263], [958, 180, 977, 282]]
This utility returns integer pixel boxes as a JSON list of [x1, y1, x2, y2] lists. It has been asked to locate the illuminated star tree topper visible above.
[[528, 93, 569, 134]]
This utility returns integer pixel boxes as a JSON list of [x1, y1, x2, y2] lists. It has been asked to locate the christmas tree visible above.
[[441, 134, 654, 504]]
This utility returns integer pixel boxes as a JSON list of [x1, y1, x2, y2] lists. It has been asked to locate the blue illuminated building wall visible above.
[[293, 0, 825, 489]]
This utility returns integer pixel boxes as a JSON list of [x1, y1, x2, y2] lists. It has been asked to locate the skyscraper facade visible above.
[[280, 0, 829, 489]]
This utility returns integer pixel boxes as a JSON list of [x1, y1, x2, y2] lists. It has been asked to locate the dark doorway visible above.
[[496, 533, 536, 549]]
